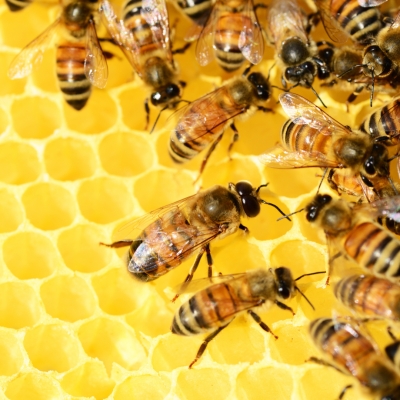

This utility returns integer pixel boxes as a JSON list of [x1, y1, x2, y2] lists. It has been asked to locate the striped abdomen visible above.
[[343, 222, 400, 280], [56, 42, 91, 110], [309, 318, 398, 391], [176, 0, 212, 22], [330, 0, 382, 44], [359, 97, 400, 145], [214, 12, 249, 71], [5, 0, 31, 11], [334, 274, 400, 320], [127, 209, 206, 281], [172, 276, 257, 335], [327, 169, 365, 197], [281, 120, 333, 153]]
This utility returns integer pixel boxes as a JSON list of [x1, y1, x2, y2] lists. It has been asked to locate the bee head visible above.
[[63, 1, 92, 25], [233, 181, 261, 217], [247, 73, 271, 101], [305, 194, 332, 222], [362, 45, 392, 77], [363, 143, 390, 178], [274, 267, 295, 299], [284, 61, 316, 87], [151, 84, 181, 107]]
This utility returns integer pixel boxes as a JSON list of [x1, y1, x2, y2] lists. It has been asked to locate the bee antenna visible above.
[[150, 100, 191, 134], [294, 271, 325, 311], [294, 287, 315, 310], [259, 199, 292, 222], [295, 270, 326, 282], [309, 84, 327, 108], [317, 168, 329, 195], [270, 85, 288, 93], [276, 208, 304, 221], [387, 152, 400, 163], [267, 63, 276, 81], [336, 63, 367, 79], [256, 183, 269, 193]]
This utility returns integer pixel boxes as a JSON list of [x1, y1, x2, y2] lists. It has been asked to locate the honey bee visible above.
[[305, 193, 400, 281], [100, 0, 183, 126], [169, 68, 272, 178], [260, 93, 393, 198], [267, 0, 327, 103], [101, 181, 289, 284], [187, 0, 264, 71], [309, 317, 400, 399], [5, 0, 32, 12], [174, 0, 213, 25], [172, 267, 322, 368], [334, 274, 400, 320], [8, 0, 108, 110]]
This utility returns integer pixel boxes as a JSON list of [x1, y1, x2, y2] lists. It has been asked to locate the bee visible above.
[[100, 0, 184, 127], [309, 317, 400, 399], [174, 0, 213, 25], [187, 0, 264, 71], [8, 0, 108, 110], [266, 0, 328, 104], [260, 93, 393, 198], [334, 274, 400, 320], [169, 67, 272, 178], [305, 193, 400, 282], [100, 181, 289, 284], [172, 267, 322, 368], [5, 0, 32, 12]]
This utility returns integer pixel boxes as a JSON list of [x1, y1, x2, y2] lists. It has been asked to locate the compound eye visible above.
[[320, 194, 332, 204], [364, 156, 376, 175], [242, 195, 260, 218], [278, 285, 290, 299], [303, 61, 315, 74], [166, 84, 180, 98], [247, 73, 270, 100], [306, 205, 318, 222], [275, 267, 292, 299], [235, 181, 253, 196], [150, 91, 162, 106]]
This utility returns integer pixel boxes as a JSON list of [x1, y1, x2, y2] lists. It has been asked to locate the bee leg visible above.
[[195, 133, 224, 183], [205, 244, 213, 278], [144, 98, 150, 130], [172, 42, 192, 55], [306, 357, 346, 374], [99, 239, 133, 248], [274, 301, 294, 316], [189, 324, 230, 369], [239, 224, 249, 233], [248, 310, 278, 339], [345, 85, 364, 112], [227, 122, 239, 160], [338, 385, 353, 400]]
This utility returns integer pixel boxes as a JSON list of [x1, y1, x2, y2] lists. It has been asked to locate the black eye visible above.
[[306, 205, 318, 222], [247, 73, 270, 100], [302, 61, 315, 74], [242, 195, 260, 218], [306, 195, 331, 222], [275, 267, 293, 299], [364, 156, 376, 175], [320, 195, 332, 204], [150, 91, 162, 106], [235, 181, 253, 196], [166, 84, 180, 98]]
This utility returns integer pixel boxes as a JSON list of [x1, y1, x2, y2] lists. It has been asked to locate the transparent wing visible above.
[[195, 3, 218, 66], [279, 92, 351, 135], [141, 0, 172, 61], [100, 0, 143, 75], [259, 143, 341, 168], [358, 0, 387, 6], [313, 0, 349, 43], [267, 0, 308, 47], [184, 10, 213, 42], [84, 18, 108, 88], [8, 17, 60, 79], [354, 195, 400, 222], [238, 0, 264, 64]]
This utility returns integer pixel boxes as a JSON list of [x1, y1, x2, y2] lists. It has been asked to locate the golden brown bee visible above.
[[8, 0, 108, 110], [267, 0, 327, 103], [169, 68, 271, 178], [186, 0, 264, 71], [260, 93, 393, 198], [309, 317, 400, 399], [5, 0, 33, 12], [305, 193, 400, 281], [100, 0, 183, 126], [334, 274, 400, 320], [101, 181, 289, 284], [172, 267, 321, 368]]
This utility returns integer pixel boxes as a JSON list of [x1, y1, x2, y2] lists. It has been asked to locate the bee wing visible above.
[[141, 0, 172, 61], [84, 18, 108, 89], [313, 0, 350, 43], [8, 17, 60, 79], [238, 0, 264, 64], [279, 92, 351, 136], [100, 0, 143, 76], [194, 3, 219, 66], [185, 10, 213, 42], [358, 0, 387, 5], [259, 143, 341, 168], [267, 0, 308, 47], [354, 195, 400, 222]]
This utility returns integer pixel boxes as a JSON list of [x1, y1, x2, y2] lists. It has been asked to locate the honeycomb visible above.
[[0, 0, 398, 399]]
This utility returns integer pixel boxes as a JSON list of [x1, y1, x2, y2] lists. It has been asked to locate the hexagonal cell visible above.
[[99, 131, 154, 177], [134, 169, 194, 212], [0, 189, 23, 233], [0, 141, 40, 185], [57, 224, 111, 273], [0, 282, 41, 329], [3, 232, 58, 279], [119, 86, 151, 131], [40, 275, 96, 322], [114, 375, 171, 400], [77, 177, 133, 224], [31, 48, 58, 93], [92, 267, 151, 315], [11, 97, 60, 139], [236, 367, 294, 400], [176, 369, 231, 400], [60, 361, 115, 399], [22, 183, 77, 230], [23, 324, 80, 372], [0, 107, 9, 135], [78, 318, 146, 372], [64, 90, 118, 134], [0, 52, 26, 95], [5, 373, 62, 400], [44, 137, 97, 181], [0, 330, 24, 376]]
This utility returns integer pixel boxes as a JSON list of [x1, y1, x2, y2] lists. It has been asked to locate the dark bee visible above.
[[8, 0, 108, 110]]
